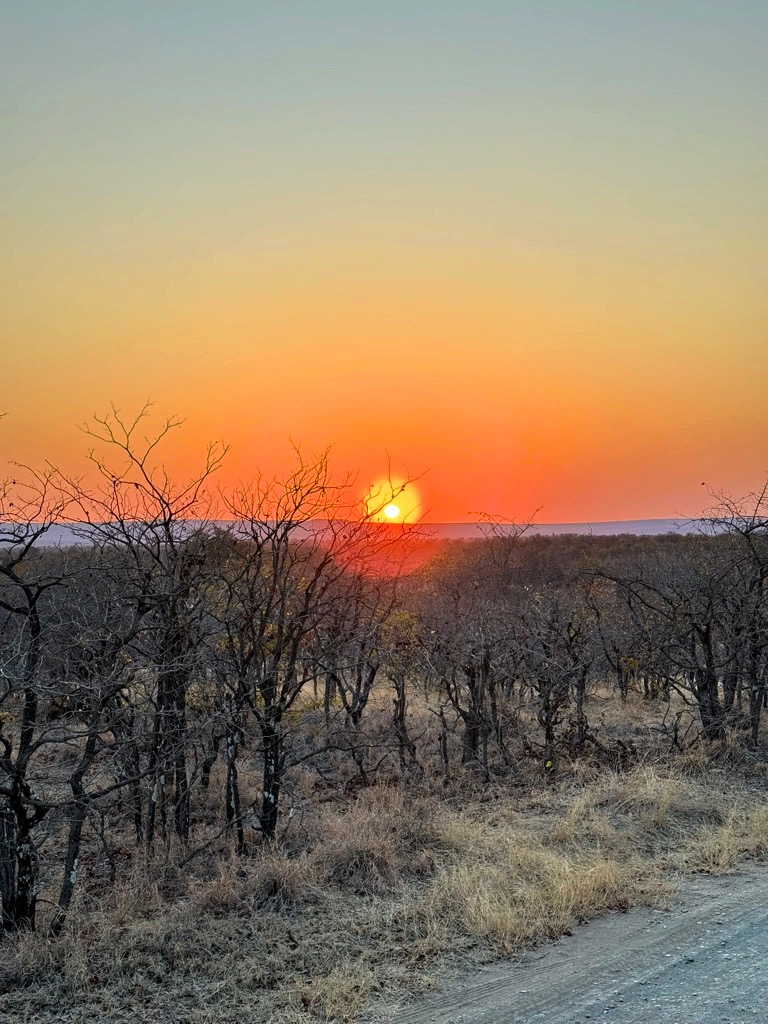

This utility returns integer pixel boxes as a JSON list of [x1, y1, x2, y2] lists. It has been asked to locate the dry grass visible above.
[[407, 848, 649, 954], [2, 759, 767, 1024], [306, 962, 378, 1022], [686, 806, 768, 874], [313, 786, 437, 893]]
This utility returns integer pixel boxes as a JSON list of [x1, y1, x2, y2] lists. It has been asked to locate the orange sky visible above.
[[3, 3, 766, 523]]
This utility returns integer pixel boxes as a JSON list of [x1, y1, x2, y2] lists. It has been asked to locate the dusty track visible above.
[[393, 866, 768, 1024]]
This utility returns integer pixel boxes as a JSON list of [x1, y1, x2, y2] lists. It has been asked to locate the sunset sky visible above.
[[3, 2, 766, 523]]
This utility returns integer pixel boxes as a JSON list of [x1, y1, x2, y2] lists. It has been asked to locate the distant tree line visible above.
[[1, 409, 767, 933]]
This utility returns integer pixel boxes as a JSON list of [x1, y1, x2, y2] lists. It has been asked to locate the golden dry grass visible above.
[[2, 761, 767, 1024], [686, 806, 768, 874]]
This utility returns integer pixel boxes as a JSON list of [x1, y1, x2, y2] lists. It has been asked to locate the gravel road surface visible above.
[[393, 866, 768, 1024]]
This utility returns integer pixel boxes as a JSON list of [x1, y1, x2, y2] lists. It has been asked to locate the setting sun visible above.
[[364, 480, 422, 523]]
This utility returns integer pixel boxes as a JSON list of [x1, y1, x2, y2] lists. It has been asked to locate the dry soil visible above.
[[392, 865, 768, 1024]]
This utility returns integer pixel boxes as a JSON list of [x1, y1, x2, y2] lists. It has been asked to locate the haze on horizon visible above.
[[3, 2, 766, 524]]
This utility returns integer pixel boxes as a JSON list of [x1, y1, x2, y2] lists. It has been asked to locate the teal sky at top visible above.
[[4, 1, 765, 234]]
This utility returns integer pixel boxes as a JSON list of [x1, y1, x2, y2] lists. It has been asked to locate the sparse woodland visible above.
[[2, 411, 768, 1023]]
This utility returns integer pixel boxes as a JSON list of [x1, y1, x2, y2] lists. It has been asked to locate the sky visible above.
[[2, 1, 766, 523]]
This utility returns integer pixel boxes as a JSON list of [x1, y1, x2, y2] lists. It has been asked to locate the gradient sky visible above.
[[3, 1, 766, 522]]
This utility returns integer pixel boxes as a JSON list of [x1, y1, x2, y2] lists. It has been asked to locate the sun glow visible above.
[[364, 480, 422, 523]]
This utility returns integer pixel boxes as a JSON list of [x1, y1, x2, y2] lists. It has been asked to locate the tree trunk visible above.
[[50, 801, 87, 937], [572, 668, 589, 747], [392, 674, 417, 768], [461, 713, 480, 766], [51, 728, 98, 936], [200, 732, 221, 791], [4, 606, 43, 931], [225, 729, 244, 854], [0, 808, 17, 932], [488, 675, 509, 763], [259, 718, 284, 840], [11, 822, 38, 931], [324, 671, 338, 725]]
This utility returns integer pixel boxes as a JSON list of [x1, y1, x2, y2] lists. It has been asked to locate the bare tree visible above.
[[0, 468, 72, 930], [597, 536, 742, 744], [58, 405, 228, 845], [212, 451, 413, 840], [700, 485, 768, 742]]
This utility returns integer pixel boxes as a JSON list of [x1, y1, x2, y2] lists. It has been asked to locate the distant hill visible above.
[[6, 518, 697, 547], [422, 518, 695, 539]]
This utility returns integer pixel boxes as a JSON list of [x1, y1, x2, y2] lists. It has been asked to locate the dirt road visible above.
[[393, 866, 768, 1024]]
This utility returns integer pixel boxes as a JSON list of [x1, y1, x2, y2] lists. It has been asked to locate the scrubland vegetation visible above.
[[2, 410, 768, 1022]]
